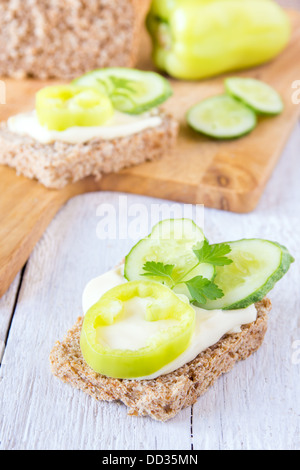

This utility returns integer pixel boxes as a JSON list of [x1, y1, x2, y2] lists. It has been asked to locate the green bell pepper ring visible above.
[[147, 0, 291, 80], [36, 85, 114, 131], [80, 280, 195, 379]]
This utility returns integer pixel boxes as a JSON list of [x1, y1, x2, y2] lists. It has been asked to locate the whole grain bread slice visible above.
[[0, 110, 178, 189], [49, 298, 271, 422]]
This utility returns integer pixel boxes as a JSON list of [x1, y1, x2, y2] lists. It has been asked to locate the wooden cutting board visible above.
[[0, 10, 300, 299]]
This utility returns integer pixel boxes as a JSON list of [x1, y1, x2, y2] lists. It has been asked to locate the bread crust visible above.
[[0, 0, 152, 79], [50, 298, 271, 422], [0, 110, 178, 189]]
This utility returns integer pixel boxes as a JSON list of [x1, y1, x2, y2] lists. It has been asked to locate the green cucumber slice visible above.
[[196, 239, 294, 310], [124, 219, 215, 300], [225, 77, 283, 115], [186, 95, 257, 140], [73, 68, 173, 114]]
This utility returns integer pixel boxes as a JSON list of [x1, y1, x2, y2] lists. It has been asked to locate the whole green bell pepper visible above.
[[147, 0, 291, 80]]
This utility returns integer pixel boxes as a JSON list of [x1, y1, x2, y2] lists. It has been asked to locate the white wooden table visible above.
[[1, 0, 300, 450], [0, 118, 299, 450]]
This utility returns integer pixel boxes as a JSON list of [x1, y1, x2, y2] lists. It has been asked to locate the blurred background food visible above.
[[147, 0, 291, 80], [0, 0, 151, 79], [0, 0, 295, 81]]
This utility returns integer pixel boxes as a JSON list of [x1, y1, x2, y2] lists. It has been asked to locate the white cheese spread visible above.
[[7, 109, 162, 144], [82, 266, 257, 380], [96, 296, 179, 351]]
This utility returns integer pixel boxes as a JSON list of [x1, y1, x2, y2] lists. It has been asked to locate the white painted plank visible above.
[[192, 123, 300, 450], [0, 272, 21, 363]]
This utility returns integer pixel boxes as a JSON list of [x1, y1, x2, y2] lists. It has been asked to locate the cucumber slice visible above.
[[196, 239, 294, 310], [124, 219, 215, 299], [225, 77, 283, 115], [73, 68, 173, 114], [187, 95, 257, 140]]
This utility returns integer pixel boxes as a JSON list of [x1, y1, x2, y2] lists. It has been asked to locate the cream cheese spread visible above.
[[7, 109, 162, 144], [82, 266, 257, 380], [96, 296, 179, 352]]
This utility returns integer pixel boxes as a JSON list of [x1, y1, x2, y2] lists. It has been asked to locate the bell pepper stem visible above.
[[157, 22, 172, 51]]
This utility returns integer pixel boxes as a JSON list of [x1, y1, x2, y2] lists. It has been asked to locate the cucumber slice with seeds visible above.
[[73, 68, 173, 115], [225, 77, 283, 115], [124, 219, 215, 300], [187, 95, 257, 140], [196, 239, 294, 310]]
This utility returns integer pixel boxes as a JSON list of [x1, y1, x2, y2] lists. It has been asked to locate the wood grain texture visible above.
[[0, 9, 300, 299], [0, 272, 21, 363]]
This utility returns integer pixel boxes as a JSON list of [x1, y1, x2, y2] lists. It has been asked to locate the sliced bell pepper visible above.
[[36, 85, 114, 131], [147, 0, 291, 80], [80, 280, 195, 379]]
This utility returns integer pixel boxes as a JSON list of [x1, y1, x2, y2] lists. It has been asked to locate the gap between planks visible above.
[[0, 264, 27, 365]]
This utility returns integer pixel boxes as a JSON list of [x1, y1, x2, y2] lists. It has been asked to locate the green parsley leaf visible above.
[[193, 240, 233, 266], [185, 275, 224, 304], [142, 261, 175, 280]]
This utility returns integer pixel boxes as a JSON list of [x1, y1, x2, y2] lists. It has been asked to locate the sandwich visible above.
[[0, 0, 151, 79], [50, 218, 294, 421], [0, 68, 178, 189]]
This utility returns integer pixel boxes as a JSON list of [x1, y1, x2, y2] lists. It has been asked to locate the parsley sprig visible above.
[[142, 240, 233, 305], [192, 240, 233, 266]]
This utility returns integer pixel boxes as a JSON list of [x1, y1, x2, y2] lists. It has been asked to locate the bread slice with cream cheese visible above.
[[0, 110, 178, 189], [49, 298, 271, 422]]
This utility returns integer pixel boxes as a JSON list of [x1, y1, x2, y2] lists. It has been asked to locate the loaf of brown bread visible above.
[[0, 0, 151, 79]]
